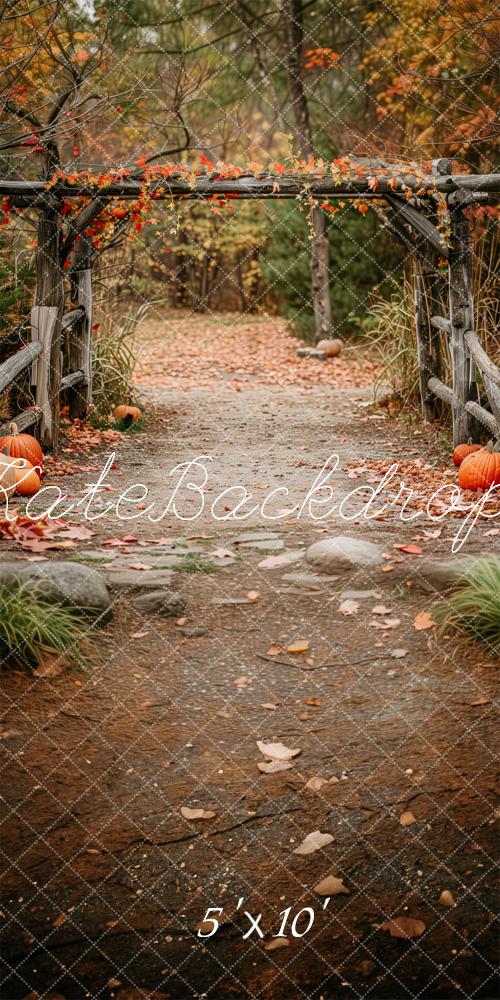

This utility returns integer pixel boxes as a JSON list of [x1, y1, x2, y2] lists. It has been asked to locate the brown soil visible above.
[[0, 317, 498, 1000]]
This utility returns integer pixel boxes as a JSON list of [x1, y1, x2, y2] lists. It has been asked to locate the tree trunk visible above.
[[282, 0, 333, 342]]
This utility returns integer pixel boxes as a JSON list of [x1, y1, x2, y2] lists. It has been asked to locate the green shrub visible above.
[[436, 556, 500, 654], [91, 303, 147, 423], [0, 582, 96, 670]]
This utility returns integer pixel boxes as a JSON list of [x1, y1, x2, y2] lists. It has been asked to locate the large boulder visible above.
[[0, 560, 111, 620], [306, 535, 384, 574]]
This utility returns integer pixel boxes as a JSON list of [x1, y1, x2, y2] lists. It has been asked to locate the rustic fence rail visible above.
[[0, 157, 498, 451]]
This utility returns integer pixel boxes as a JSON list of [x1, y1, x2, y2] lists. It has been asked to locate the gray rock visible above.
[[340, 589, 382, 600], [106, 569, 175, 590], [133, 590, 186, 616], [0, 560, 111, 620], [178, 626, 207, 638], [306, 536, 384, 574], [237, 538, 285, 550], [401, 555, 487, 593]]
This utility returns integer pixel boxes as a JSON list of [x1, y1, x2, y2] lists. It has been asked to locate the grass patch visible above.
[[435, 557, 500, 654], [0, 581, 96, 670], [178, 553, 216, 573]]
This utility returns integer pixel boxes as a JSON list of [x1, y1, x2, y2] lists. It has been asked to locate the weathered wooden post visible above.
[[30, 192, 64, 451], [69, 236, 93, 419], [441, 158, 475, 445], [414, 253, 442, 422]]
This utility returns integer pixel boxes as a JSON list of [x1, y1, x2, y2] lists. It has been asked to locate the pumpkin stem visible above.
[[7, 422, 19, 435], [486, 440, 493, 452]]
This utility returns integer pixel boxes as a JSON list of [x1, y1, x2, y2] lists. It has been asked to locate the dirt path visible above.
[[0, 316, 497, 1000]]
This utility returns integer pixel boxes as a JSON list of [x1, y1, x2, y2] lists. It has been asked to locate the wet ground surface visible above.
[[0, 329, 498, 999]]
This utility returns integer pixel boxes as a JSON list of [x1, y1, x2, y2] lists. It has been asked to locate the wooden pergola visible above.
[[1, 156, 499, 450]]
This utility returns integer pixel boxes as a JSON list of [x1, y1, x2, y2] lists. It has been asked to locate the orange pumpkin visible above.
[[0, 422, 43, 468], [317, 338, 343, 358], [12, 458, 41, 497], [0, 448, 18, 497], [452, 443, 482, 467], [458, 441, 500, 491], [114, 404, 142, 424]]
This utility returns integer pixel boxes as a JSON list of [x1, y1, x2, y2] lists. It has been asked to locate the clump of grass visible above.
[[435, 557, 500, 654], [178, 553, 216, 573], [0, 582, 96, 670], [365, 278, 420, 410], [91, 303, 148, 423]]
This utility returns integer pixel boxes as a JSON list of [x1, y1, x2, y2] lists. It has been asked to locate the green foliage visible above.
[[259, 202, 402, 339], [0, 581, 96, 670], [0, 250, 35, 339], [178, 553, 216, 573], [436, 557, 500, 654]]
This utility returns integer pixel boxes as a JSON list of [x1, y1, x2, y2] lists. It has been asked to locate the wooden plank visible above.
[[384, 194, 448, 257], [0, 408, 41, 436], [61, 370, 84, 390], [464, 330, 500, 386], [447, 199, 474, 444], [427, 377, 457, 406], [414, 260, 441, 421], [69, 257, 93, 419], [0, 342, 43, 394], [61, 307, 85, 331], [1, 172, 499, 200], [465, 400, 498, 436], [430, 315, 452, 335]]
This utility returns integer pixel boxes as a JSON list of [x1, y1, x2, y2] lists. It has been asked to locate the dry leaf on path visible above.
[[247, 591, 260, 602], [180, 807, 216, 821], [438, 890, 456, 907], [211, 548, 234, 559], [399, 810, 416, 826], [371, 605, 393, 615], [266, 643, 284, 656], [258, 760, 294, 773], [313, 875, 350, 896], [414, 611, 436, 631], [338, 599, 359, 616], [257, 740, 301, 761], [380, 916, 426, 939], [305, 776, 329, 791], [260, 703, 277, 711], [391, 648, 408, 659], [263, 937, 290, 950], [293, 831, 333, 855], [287, 640, 309, 654], [394, 544, 423, 555], [369, 618, 401, 630]]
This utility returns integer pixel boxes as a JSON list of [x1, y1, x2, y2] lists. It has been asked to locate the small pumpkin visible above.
[[317, 338, 343, 358], [452, 443, 482, 467], [0, 448, 17, 497], [458, 441, 500, 491], [114, 404, 142, 424], [0, 421, 43, 468], [12, 458, 41, 497]]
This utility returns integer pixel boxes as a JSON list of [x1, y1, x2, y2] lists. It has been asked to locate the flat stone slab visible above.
[[237, 539, 285, 550], [77, 549, 119, 562], [105, 569, 175, 590], [281, 572, 340, 586], [306, 535, 384, 573], [133, 590, 186, 616], [0, 560, 111, 619], [397, 555, 491, 593], [232, 532, 281, 543], [340, 589, 383, 600]]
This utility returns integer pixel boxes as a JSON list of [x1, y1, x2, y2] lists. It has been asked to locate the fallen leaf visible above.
[[382, 564, 395, 573], [260, 703, 277, 711], [313, 875, 350, 895], [380, 916, 426, 939], [304, 697, 321, 706], [338, 599, 359, 616], [180, 807, 216, 821], [438, 890, 456, 907], [234, 675, 250, 688], [394, 544, 423, 555], [293, 830, 333, 855], [287, 640, 309, 654], [257, 740, 301, 761], [175, 617, 187, 626], [263, 937, 290, 950], [258, 552, 302, 569], [305, 776, 329, 791], [369, 618, 401, 630], [371, 604, 393, 615], [52, 913, 67, 927], [391, 648, 408, 659], [247, 591, 260, 602], [211, 547, 234, 559], [469, 695, 490, 706], [131, 631, 148, 639], [358, 959, 376, 976], [258, 759, 294, 773], [399, 810, 416, 826], [266, 643, 284, 656], [414, 611, 436, 631]]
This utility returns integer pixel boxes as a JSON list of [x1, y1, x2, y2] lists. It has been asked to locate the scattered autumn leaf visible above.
[[257, 740, 301, 761], [414, 611, 436, 631], [438, 890, 456, 907], [380, 916, 426, 939], [263, 937, 290, 950], [180, 807, 216, 821], [399, 810, 416, 826], [313, 875, 350, 895], [287, 640, 309, 654], [258, 759, 294, 774], [338, 599, 359, 616], [293, 830, 333, 855]]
